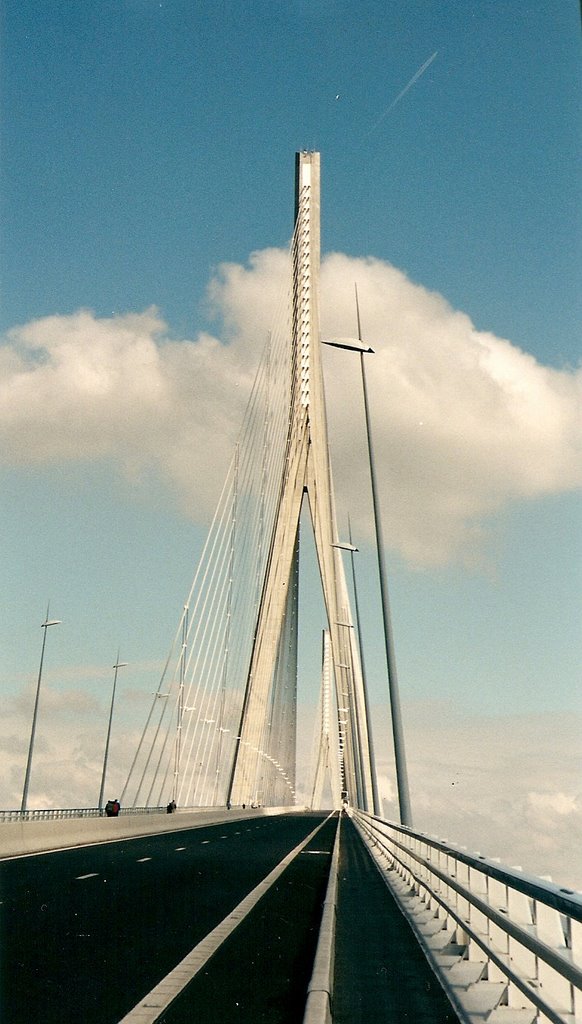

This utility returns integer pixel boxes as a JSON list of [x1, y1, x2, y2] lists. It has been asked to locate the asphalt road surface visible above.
[[158, 814, 338, 1023], [1, 811, 328, 1024]]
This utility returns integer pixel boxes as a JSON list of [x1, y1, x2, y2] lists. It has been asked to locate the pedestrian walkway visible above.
[[333, 817, 461, 1023]]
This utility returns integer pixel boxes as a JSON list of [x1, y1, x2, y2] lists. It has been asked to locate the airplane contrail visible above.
[[369, 50, 438, 133]]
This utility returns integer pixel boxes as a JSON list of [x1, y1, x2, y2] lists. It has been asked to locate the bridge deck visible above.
[[2, 812, 462, 1023], [158, 815, 338, 1023]]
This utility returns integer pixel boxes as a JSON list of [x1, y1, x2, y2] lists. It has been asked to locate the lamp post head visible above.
[[323, 338, 374, 354], [113, 661, 129, 669], [42, 619, 62, 628]]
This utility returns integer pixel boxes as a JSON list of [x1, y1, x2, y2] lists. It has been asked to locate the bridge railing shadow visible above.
[[352, 808, 582, 1024]]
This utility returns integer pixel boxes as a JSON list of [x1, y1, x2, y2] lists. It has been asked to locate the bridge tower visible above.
[[310, 630, 342, 808], [228, 152, 377, 811]]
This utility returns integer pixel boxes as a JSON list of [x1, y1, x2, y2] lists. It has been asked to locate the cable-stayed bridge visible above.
[[2, 154, 581, 1024], [120, 151, 377, 819]]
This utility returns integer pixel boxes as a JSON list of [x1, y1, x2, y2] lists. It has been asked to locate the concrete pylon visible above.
[[228, 152, 374, 810], [311, 630, 342, 808]]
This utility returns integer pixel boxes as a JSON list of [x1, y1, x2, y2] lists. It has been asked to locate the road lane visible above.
[[159, 815, 338, 1024], [0, 812, 327, 1024]]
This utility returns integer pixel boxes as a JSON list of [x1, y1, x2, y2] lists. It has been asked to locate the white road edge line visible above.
[[117, 813, 335, 1024]]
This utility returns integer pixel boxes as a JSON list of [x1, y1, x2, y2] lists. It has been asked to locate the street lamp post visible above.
[[20, 608, 62, 815], [335, 530, 382, 816], [98, 655, 128, 814], [324, 297, 413, 826]]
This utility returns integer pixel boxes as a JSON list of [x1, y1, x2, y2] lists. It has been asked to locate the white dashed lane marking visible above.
[[201, 840, 210, 844], [175, 847, 186, 851], [137, 857, 152, 863], [76, 873, 99, 880]]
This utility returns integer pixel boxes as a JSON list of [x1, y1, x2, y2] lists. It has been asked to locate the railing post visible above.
[[535, 899, 571, 1012], [467, 863, 488, 963], [507, 880, 535, 1008], [571, 918, 582, 1019]]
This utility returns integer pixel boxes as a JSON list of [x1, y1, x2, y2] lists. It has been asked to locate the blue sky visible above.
[[2, 0, 581, 362], [1, 1, 581, 882]]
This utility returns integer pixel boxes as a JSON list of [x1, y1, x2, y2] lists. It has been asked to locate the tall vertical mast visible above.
[[228, 153, 374, 811]]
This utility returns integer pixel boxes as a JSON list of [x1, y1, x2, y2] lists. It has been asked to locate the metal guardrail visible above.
[[0, 806, 168, 823], [352, 809, 582, 1024], [303, 813, 341, 1024]]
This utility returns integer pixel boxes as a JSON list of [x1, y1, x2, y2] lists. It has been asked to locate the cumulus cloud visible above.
[[1, 249, 580, 565], [0, 306, 249, 520], [321, 254, 582, 564]]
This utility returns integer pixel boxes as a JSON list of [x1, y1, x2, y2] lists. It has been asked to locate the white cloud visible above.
[[376, 772, 396, 809], [9, 684, 101, 718], [371, 703, 582, 889], [0, 681, 147, 810], [294, 699, 582, 888], [527, 790, 579, 821], [1, 249, 580, 566], [320, 253, 582, 565], [0, 307, 247, 520]]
